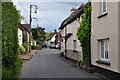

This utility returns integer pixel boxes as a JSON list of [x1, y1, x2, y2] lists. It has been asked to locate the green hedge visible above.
[[31, 45, 36, 49], [2, 2, 21, 78]]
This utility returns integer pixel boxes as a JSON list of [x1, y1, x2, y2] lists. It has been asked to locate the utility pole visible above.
[[30, 5, 32, 26], [29, 5, 32, 52], [29, 5, 38, 52]]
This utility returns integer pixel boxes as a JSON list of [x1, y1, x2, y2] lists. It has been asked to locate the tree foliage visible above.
[[77, 2, 92, 67], [2, 2, 21, 78], [32, 27, 46, 44]]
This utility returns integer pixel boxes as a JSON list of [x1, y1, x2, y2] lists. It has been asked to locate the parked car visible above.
[[49, 43, 56, 49], [56, 44, 60, 49], [41, 43, 47, 48]]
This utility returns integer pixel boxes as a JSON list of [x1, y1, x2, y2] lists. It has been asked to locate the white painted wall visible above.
[[59, 16, 82, 54], [91, 2, 120, 73], [31, 41, 37, 46], [59, 28, 65, 52], [50, 34, 57, 42], [18, 28, 23, 46], [66, 19, 82, 52]]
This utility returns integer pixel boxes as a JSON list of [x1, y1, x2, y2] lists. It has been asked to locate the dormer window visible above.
[[102, 0, 107, 14]]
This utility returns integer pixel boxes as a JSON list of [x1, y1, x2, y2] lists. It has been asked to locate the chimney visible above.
[[21, 17, 26, 24], [70, 7, 77, 13]]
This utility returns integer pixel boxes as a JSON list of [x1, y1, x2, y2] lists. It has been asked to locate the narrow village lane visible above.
[[20, 48, 100, 78]]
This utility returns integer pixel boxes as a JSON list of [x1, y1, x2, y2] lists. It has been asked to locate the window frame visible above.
[[102, 0, 108, 14], [100, 39, 109, 61], [73, 40, 77, 51]]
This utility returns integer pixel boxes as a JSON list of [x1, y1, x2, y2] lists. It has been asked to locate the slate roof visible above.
[[19, 24, 31, 33], [58, 3, 87, 30]]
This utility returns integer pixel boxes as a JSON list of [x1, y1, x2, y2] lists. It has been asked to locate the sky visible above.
[[12, 0, 88, 32]]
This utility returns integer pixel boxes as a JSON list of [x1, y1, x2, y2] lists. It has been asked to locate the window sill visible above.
[[97, 12, 108, 18], [96, 60, 110, 66]]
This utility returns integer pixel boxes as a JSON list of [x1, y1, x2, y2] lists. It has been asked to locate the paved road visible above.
[[20, 48, 100, 78]]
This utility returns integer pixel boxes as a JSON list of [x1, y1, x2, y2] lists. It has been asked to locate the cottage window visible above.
[[100, 39, 109, 61], [102, 0, 107, 14], [73, 40, 77, 50]]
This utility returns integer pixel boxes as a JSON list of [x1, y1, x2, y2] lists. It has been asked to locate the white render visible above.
[[91, 1, 120, 73], [66, 19, 82, 52], [59, 28, 65, 52], [31, 41, 37, 46], [18, 28, 23, 46], [59, 17, 83, 61], [50, 34, 57, 42]]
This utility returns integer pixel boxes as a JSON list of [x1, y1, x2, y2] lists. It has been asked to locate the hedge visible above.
[[2, 2, 21, 78]]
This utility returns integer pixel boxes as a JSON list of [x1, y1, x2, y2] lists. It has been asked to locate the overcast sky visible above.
[[12, 0, 88, 32]]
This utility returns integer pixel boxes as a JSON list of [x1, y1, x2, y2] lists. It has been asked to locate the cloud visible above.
[[12, 1, 87, 32]]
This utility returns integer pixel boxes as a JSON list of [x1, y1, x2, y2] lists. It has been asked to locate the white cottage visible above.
[[18, 26, 23, 46], [59, 4, 86, 61]]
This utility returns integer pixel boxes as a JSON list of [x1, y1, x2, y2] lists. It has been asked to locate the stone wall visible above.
[[66, 50, 82, 61]]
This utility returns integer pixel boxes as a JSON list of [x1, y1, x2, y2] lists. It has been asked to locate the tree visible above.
[[2, 2, 21, 78], [32, 27, 46, 44], [77, 2, 92, 67]]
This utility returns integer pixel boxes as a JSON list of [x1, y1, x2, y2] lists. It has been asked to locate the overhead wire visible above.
[[17, 0, 29, 17], [37, 10, 59, 27], [17, 1, 60, 30], [37, 6, 60, 24]]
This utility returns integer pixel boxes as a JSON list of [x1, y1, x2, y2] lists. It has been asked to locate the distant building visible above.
[[45, 33, 55, 47]]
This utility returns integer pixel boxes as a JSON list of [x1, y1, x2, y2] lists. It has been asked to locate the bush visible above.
[[2, 58, 22, 78], [60, 52, 64, 57], [36, 44, 40, 47], [19, 45, 26, 54], [22, 43, 29, 52], [31, 45, 36, 49]]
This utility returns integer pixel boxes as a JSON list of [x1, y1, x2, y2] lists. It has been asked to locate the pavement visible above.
[[20, 48, 102, 79], [19, 50, 39, 60]]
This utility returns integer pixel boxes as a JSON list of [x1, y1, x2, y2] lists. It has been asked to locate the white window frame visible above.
[[100, 39, 109, 61], [102, 0, 108, 14]]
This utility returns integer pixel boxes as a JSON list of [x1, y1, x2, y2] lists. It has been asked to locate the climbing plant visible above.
[[77, 2, 92, 67], [2, 2, 21, 78]]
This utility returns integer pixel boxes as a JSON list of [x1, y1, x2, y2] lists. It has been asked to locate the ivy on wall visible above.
[[2, 2, 21, 78], [77, 2, 92, 67]]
